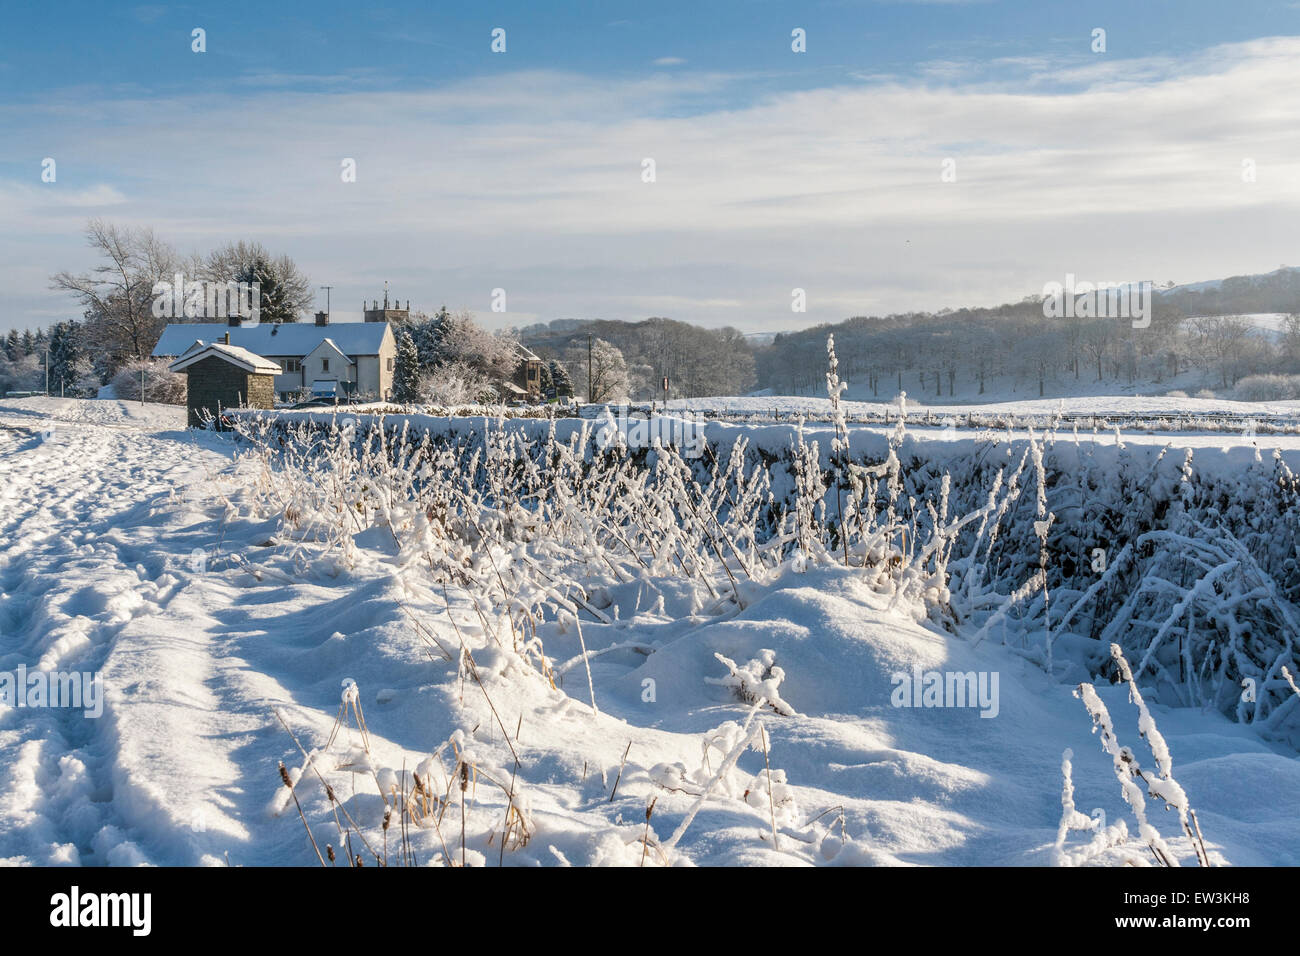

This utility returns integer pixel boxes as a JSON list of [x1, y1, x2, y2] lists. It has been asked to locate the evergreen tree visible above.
[[3, 330, 18, 361], [392, 330, 422, 403], [20, 330, 34, 355], [47, 321, 83, 395], [236, 255, 299, 324], [410, 305, 452, 369], [548, 359, 574, 397]]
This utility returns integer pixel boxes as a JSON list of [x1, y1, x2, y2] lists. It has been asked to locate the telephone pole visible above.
[[587, 333, 593, 404]]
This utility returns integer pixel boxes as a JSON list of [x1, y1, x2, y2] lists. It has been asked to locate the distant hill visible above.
[[1157, 266, 1300, 318]]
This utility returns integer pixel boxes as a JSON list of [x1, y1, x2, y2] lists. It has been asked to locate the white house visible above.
[[152, 318, 397, 401]]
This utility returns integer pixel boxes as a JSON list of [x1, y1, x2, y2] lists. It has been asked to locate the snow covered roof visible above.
[[152, 322, 391, 358], [168, 341, 282, 375]]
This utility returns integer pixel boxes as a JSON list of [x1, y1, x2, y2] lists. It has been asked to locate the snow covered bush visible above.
[[418, 360, 496, 406], [1233, 373, 1300, 401], [111, 357, 186, 404]]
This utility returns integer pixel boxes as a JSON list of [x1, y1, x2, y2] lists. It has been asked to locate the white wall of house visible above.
[[373, 326, 396, 400], [355, 356, 381, 397], [264, 356, 304, 396], [303, 340, 355, 393]]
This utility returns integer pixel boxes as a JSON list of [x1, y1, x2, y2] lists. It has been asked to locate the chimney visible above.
[[228, 314, 241, 327], [315, 311, 329, 326]]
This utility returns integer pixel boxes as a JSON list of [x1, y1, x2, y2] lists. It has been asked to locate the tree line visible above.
[[755, 284, 1300, 401]]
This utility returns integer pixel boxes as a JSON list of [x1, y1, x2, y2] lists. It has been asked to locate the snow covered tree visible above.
[[567, 337, 629, 403], [392, 329, 422, 403], [205, 240, 311, 324], [46, 321, 85, 395], [548, 359, 573, 398], [437, 309, 518, 380], [3, 330, 18, 361], [0, 351, 41, 394], [396, 307, 519, 392]]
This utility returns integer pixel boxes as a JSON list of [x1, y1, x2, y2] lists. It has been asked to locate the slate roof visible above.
[[152, 322, 390, 358]]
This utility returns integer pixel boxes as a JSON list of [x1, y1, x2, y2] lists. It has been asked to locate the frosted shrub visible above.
[[707, 650, 799, 716], [111, 357, 186, 405], [1233, 373, 1300, 402]]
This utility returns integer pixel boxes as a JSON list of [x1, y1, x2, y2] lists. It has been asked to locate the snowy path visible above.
[[1, 397, 1298, 867], [0, 400, 214, 863]]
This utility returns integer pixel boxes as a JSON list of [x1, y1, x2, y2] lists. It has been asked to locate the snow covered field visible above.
[[672, 393, 1300, 423], [1, 396, 1298, 867]]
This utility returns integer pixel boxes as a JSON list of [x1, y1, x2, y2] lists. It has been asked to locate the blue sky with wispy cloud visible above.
[[2, 0, 1300, 332]]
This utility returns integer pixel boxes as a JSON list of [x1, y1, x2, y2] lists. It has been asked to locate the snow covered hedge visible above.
[[227, 407, 1300, 741]]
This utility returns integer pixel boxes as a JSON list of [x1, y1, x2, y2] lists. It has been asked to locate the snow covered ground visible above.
[[673, 393, 1300, 421], [1, 396, 1298, 867]]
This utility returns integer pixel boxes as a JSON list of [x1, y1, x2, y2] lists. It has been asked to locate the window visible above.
[[322, 358, 330, 372], [386, 357, 394, 371], [281, 358, 301, 374]]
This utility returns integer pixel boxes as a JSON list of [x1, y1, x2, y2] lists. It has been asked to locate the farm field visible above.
[[1, 396, 1298, 867]]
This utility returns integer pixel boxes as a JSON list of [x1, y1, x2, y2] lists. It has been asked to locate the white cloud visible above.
[[5, 37, 1300, 333]]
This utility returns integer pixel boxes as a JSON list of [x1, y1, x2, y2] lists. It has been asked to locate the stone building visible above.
[[363, 286, 409, 324], [168, 338, 280, 427], [153, 317, 396, 402], [512, 344, 543, 399]]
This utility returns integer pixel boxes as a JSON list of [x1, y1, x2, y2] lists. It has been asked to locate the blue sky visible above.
[[3, 0, 1300, 333]]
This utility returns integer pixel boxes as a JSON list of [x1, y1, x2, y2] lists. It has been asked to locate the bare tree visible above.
[[1081, 319, 1113, 382], [50, 219, 179, 367], [1200, 315, 1253, 388], [568, 337, 629, 403]]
